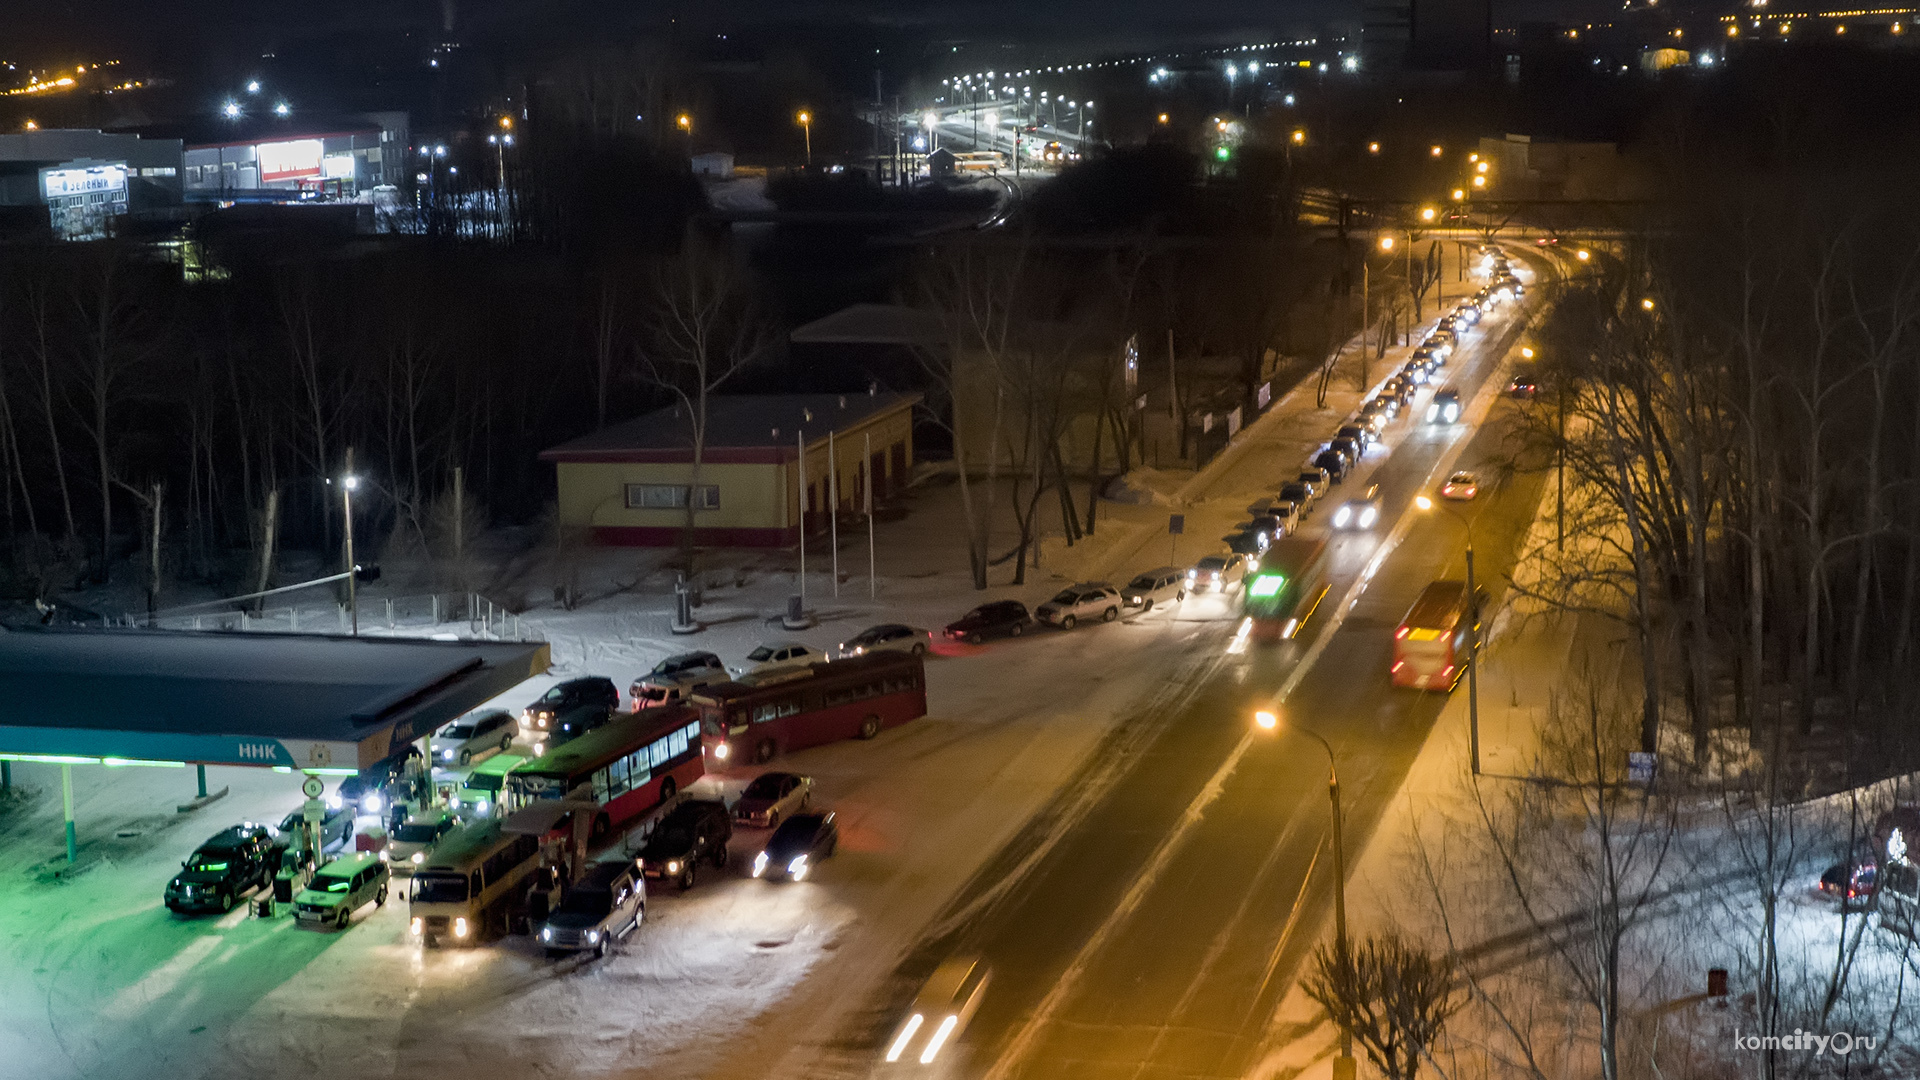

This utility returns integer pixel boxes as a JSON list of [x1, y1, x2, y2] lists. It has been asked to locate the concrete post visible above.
[[197, 763, 208, 799]]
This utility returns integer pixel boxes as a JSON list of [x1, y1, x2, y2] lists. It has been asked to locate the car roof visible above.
[[576, 860, 635, 888], [753, 641, 809, 651], [317, 852, 381, 875], [915, 956, 987, 1009], [859, 623, 910, 634], [770, 811, 832, 841], [1067, 581, 1113, 591], [664, 798, 728, 823], [665, 651, 721, 664]]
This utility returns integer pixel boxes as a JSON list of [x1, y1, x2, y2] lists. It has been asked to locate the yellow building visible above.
[[540, 393, 919, 547]]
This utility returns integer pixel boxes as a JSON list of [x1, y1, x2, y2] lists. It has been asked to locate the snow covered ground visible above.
[[0, 237, 1537, 1080]]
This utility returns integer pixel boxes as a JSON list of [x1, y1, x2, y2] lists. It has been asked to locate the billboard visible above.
[[256, 138, 323, 182], [42, 163, 128, 200]]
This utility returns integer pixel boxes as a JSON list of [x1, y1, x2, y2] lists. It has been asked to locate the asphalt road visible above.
[[839, 255, 1563, 1080]]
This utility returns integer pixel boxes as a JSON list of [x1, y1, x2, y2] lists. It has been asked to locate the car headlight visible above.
[[1333, 507, 1352, 527], [541, 928, 552, 941], [1187, 570, 1196, 579], [588, 930, 601, 944], [410, 917, 423, 935], [1427, 405, 1438, 421], [454, 917, 469, 938], [362, 794, 383, 814], [752, 852, 768, 877], [713, 742, 730, 760], [475, 801, 490, 816], [887, 1014, 926, 1063], [1361, 507, 1378, 527], [788, 855, 809, 880], [439, 749, 455, 760], [411, 852, 425, 864], [667, 861, 681, 874], [379, 850, 391, 861]]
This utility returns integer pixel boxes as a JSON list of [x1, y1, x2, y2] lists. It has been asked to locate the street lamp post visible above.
[[1254, 710, 1354, 1080], [1416, 496, 1482, 774], [797, 111, 812, 165], [341, 475, 360, 636]]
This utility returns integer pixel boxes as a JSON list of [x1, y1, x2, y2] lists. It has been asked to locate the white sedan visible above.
[[734, 642, 825, 677]]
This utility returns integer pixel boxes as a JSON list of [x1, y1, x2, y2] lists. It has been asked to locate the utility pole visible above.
[[865, 431, 876, 599], [1465, 541, 1482, 775], [829, 429, 840, 597], [797, 429, 807, 605]]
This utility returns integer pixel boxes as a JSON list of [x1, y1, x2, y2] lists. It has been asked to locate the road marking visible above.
[[984, 274, 1549, 1080]]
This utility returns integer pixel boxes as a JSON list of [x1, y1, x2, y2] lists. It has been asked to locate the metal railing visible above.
[[114, 591, 541, 642]]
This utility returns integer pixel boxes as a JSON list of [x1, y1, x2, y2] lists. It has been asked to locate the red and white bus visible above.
[[1392, 580, 1473, 690], [507, 706, 704, 840], [693, 651, 927, 766]]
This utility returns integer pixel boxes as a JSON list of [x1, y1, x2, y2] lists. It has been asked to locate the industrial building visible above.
[[0, 128, 183, 239]]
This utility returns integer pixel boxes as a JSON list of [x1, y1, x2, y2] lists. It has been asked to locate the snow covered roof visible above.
[[789, 303, 943, 347], [539, 392, 920, 464], [0, 627, 549, 770]]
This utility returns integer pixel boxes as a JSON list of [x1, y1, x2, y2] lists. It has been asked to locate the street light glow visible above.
[[1379, 236, 1395, 251], [1415, 495, 1434, 510], [1368, 141, 1380, 154], [1431, 144, 1444, 157], [1577, 249, 1591, 261], [222, 100, 241, 119], [1420, 206, 1436, 222], [1641, 298, 1656, 310], [1254, 710, 1278, 730], [676, 113, 691, 130], [1452, 188, 1466, 200], [1291, 129, 1305, 144]]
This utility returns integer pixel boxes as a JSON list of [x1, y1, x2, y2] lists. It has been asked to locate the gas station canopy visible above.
[[0, 627, 550, 774]]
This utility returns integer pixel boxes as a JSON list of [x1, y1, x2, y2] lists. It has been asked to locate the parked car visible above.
[[733, 771, 813, 827], [884, 956, 993, 1067], [1331, 484, 1384, 531], [630, 652, 727, 707], [279, 802, 354, 853], [433, 709, 516, 767], [838, 624, 931, 659], [383, 809, 457, 872], [520, 677, 620, 748], [293, 852, 390, 930], [1298, 467, 1331, 494], [1036, 582, 1123, 629], [639, 800, 732, 890], [1278, 482, 1317, 513], [1224, 529, 1269, 558], [1337, 424, 1373, 451], [943, 600, 1033, 643], [165, 823, 287, 914], [539, 859, 645, 958], [752, 811, 840, 882], [1819, 859, 1878, 910], [1187, 554, 1251, 593], [735, 642, 826, 678], [1328, 436, 1361, 465], [1121, 567, 1187, 611], [1427, 389, 1464, 425], [1260, 500, 1301, 538], [1312, 449, 1350, 482], [1440, 471, 1479, 500]]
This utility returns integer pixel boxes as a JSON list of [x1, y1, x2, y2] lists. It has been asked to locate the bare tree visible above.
[[635, 235, 774, 571], [1304, 933, 1463, 1080]]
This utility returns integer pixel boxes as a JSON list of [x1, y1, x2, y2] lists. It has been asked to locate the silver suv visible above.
[[1121, 568, 1186, 612], [1035, 582, 1123, 629], [539, 859, 645, 959]]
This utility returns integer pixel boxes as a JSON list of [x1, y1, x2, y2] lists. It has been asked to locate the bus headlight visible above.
[[454, 917, 470, 938], [713, 743, 730, 761], [410, 917, 423, 935]]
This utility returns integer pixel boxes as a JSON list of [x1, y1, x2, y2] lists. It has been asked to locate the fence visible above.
[[115, 591, 541, 643]]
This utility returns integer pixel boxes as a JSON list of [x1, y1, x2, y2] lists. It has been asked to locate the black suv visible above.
[[165, 822, 287, 914], [521, 677, 620, 747], [639, 800, 732, 889], [1312, 448, 1349, 483], [943, 600, 1033, 643]]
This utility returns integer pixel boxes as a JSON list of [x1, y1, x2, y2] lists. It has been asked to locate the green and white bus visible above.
[[407, 819, 543, 946]]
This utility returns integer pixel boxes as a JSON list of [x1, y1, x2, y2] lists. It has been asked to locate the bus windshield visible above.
[[410, 873, 469, 904]]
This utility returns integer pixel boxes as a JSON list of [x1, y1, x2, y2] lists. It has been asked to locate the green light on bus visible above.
[[1248, 574, 1287, 598]]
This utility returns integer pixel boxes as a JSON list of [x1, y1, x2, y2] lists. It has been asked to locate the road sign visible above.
[[1168, 514, 1185, 535], [1627, 752, 1657, 785], [301, 775, 324, 799]]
